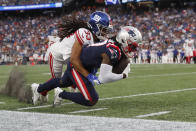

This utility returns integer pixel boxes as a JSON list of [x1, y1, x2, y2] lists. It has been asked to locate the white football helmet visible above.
[[116, 26, 142, 57]]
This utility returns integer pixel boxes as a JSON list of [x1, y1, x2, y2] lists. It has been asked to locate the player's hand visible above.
[[122, 73, 127, 79], [87, 73, 101, 86], [92, 68, 98, 75]]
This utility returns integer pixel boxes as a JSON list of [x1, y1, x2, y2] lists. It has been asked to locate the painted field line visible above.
[[17, 88, 196, 111], [68, 108, 108, 114], [99, 88, 196, 101], [17, 102, 74, 111], [0, 102, 5, 104], [135, 111, 171, 118], [42, 73, 51, 75], [128, 72, 196, 79], [25, 72, 196, 86]]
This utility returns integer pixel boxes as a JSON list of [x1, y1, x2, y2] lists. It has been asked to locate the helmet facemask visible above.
[[121, 40, 138, 58], [96, 24, 113, 40]]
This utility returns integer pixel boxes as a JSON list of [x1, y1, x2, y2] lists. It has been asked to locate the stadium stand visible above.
[[0, 1, 195, 65], [0, 0, 63, 6]]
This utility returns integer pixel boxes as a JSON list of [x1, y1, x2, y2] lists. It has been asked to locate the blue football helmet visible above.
[[88, 11, 112, 40]]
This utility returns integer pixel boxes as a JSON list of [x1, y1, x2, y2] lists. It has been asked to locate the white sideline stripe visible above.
[[128, 72, 196, 79], [17, 88, 196, 111], [68, 108, 108, 114], [1, 110, 196, 131], [135, 111, 171, 118], [0, 102, 5, 104]]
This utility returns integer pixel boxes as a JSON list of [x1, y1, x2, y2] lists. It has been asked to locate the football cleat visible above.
[[31, 83, 41, 105], [53, 87, 63, 106]]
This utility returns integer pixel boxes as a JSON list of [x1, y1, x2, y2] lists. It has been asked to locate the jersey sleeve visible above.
[[105, 41, 122, 64], [75, 28, 94, 46]]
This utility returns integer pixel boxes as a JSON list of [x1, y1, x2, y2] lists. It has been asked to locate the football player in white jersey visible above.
[[32, 11, 112, 104], [151, 49, 157, 64], [167, 46, 174, 64], [184, 35, 194, 64], [44, 35, 60, 62]]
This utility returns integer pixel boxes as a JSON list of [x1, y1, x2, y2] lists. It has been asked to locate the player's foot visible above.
[[53, 87, 63, 106], [31, 83, 41, 105]]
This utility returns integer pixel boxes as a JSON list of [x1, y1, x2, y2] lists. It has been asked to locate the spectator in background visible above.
[[146, 49, 151, 64], [157, 49, 162, 64], [180, 49, 185, 63], [133, 52, 138, 64], [0, 4, 196, 65], [193, 49, 196, 64], [173, 48, 179, 63]]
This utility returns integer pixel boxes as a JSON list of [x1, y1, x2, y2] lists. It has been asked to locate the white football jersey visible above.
[[48, 36, 60, 47], [44, 36, 60, 61], [167, 48, 173, 58], [142, 49, 147, 59], [151, 49, 157, 59], [50, 28, 94, 61], [184, 39, 194, 56], [184, 39, 194, 49]]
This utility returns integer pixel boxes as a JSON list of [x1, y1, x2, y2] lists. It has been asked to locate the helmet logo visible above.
[[128, 30, 136, 38], [93, 14, 101, 22]]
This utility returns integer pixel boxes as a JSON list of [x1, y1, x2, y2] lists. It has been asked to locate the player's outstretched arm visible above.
[[98, 53, 126, 84], [70, 39, 90, 77]]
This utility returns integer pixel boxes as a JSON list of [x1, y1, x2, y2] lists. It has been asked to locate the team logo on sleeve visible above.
[[106, 41, 121, 60], [109, 48, 118, 59]]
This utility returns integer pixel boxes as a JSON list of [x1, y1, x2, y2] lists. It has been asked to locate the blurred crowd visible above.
[[0, 4, 196, 65], [0, 0, 62, 6]]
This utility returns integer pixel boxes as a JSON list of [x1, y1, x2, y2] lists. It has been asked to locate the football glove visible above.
[[92, 68, 98, 75], [87, 73, 101, 86]]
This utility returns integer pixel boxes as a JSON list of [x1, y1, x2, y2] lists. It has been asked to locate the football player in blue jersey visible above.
[[32, 26, 142, 106]]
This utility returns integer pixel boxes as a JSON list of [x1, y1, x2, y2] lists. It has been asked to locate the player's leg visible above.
[[38, 53, 58, 97], [41, 53, 63, 102], [49, 54, 64, 78], [54, 64, 99, 106], [37, 53, 63, 103], [32, 70, 73, 105]]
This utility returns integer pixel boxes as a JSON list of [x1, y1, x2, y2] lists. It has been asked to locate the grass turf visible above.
[[0, 64, 196, 122]]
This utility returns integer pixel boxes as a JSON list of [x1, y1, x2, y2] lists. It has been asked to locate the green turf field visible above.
[[0, 64, 196, 122]]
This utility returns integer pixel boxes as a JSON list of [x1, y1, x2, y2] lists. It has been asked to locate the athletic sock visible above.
[[37, 78, 61, 93]]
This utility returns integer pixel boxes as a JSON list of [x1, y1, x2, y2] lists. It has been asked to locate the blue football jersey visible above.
[[80, 39, 122, 73]]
